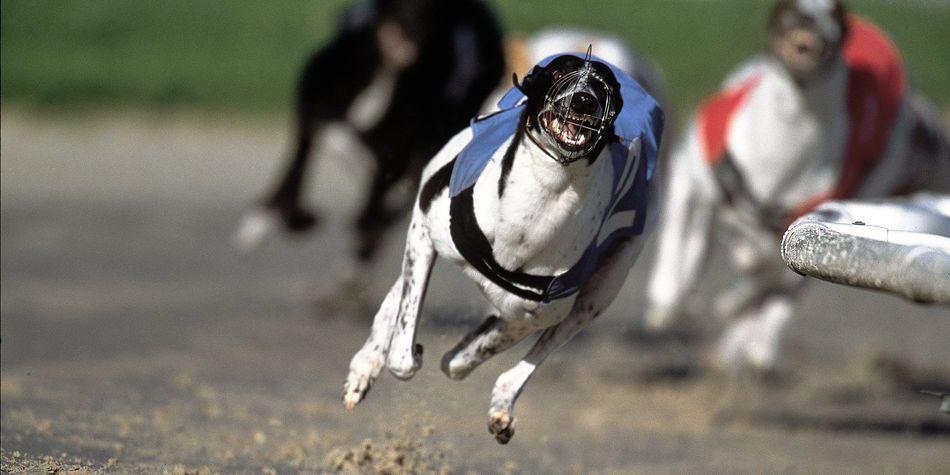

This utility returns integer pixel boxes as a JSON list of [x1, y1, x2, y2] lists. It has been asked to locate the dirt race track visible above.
[[2, 110, 949, 473]]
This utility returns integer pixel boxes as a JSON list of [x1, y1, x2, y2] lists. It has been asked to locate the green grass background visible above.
[[2, 0, 948, 118]]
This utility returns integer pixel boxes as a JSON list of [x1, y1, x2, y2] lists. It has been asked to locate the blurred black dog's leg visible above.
[[264, 113, 321, 233], [355, 151, 413, 262], [261, 22, 379, 235]]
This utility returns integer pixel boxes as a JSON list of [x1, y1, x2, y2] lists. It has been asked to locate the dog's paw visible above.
[[232, 207, 279, 254], [711, 317, 758, 373], [487, 409, 516, 444], [343, 348, 387, 410], [643, 305, 682, 332], [440, 352, 474, 381], [441, 315, 500, 380], [712, 315, 782, 374], [342, 370, 374, 411], [387, 343, 423, 380], [280, 206, 320, 233]]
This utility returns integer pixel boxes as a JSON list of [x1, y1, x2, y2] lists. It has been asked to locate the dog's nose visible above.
[[570, 92, 599, 115]]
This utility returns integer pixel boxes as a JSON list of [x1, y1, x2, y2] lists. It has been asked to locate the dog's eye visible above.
[[552, 71, 562, 80]]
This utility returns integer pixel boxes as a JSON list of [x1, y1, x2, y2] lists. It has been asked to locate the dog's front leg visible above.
[[386, 215, 437, 380], [485, 307, 606, 444], [645, 129, 717, 330], [343, 275, 404, 410], [714, 269, 805, 372], [486, 309, 610, 443], [354, 151, 414, 262]]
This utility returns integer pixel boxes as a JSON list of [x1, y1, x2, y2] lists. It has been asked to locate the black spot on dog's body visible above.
[[712, 150, 789, 232], [398, 254, 415, 330], [497, 110, 528, 198], [476, 342, 501, 359], [420, 157, 457, 213], [449, 186, 554, 301]]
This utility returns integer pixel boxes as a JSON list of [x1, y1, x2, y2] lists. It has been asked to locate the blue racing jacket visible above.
[[447, 54, 664, 303]]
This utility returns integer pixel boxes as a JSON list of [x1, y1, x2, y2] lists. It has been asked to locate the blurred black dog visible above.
[[237, 0, 504, 262]]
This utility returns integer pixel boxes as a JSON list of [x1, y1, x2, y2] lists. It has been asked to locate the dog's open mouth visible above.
[[532, 62, 617, 162], [540, 111, 599, 151]]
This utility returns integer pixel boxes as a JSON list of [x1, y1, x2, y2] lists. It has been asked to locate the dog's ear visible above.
[[511, 72, 523, 92], [830, 1, 848, 46], [517, 64, 543, 96]]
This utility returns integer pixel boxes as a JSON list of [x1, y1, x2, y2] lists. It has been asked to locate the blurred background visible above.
[[2, 1, 949, 473], [3, 0, 948, 115]]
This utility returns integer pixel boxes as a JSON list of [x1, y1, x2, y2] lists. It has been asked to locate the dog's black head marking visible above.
[[516, 54, 623, 165]]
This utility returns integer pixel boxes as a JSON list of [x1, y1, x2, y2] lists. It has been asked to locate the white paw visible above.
[[232, 207, 277, 254], [643, 305, 677, 332], [440, 350, 476, 380], [713, 318, 757, 372], [713, 317, 781, 373], [342, 372, 372, 411], [386, 343, 423, 381], [342, 350, 385, 410], [487, 409, 515, 444], [744, 333, 779, 371]]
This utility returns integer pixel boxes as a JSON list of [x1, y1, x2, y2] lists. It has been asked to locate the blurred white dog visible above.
[[645, 0, 949, 372]]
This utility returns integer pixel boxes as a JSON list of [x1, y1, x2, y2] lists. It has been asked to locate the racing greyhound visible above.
[[645, 0, 949, 372], [342, 52, 663, 443]]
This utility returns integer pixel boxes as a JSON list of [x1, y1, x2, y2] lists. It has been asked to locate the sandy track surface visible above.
[[2, 111, 948, 473]]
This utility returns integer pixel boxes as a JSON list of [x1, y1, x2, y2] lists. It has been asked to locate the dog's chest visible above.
[[729, 62, 848, 207], [346, 67, 398, 132], [472, 143, 609, 275]]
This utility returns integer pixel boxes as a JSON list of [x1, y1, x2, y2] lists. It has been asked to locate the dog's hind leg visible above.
[[386, 214, 437, 380], [264, 95, 323, 233], [485, 304, 606, 444], [343, 275, 404, 410], [487, 301, 614, 444], [714, 270, 805, 373], [645, 129, 717, 330], [486, 238, 644, 444], [440, 312, 553, 380], [488, 299, 613, 443], [235, 116, 321, 253]]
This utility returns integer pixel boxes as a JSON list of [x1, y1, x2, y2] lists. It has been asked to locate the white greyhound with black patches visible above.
[[645, 0, 949, 372], [342, 53, 664, 443]]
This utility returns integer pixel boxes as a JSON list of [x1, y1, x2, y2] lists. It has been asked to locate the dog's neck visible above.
[[766, 54, 847, 117], [519, 125, 605, 195], [775, 52, 846, 93], [727, 53, 849, 209]]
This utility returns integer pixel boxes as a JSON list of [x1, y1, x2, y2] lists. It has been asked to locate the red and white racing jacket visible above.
[[697, 15, 906, 231]]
